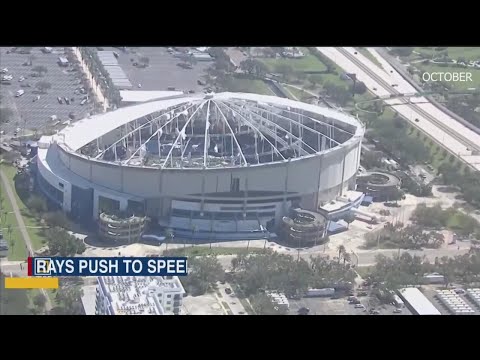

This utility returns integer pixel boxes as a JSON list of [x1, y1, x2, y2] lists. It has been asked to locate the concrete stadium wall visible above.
[[37, 150, 72, 212], [57, 135, 361, 204]]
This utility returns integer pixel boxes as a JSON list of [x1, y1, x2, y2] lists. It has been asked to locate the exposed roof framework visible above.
[[75, 94, 361, 169]]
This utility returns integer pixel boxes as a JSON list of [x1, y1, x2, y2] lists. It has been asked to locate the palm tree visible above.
[[315, 220, 321, 246], [191, 225, 198, 249], [337, 245, 346, 264], [164, 228, 174, 252], [7, 224, 13, 248], [343, 252, 351, 266]]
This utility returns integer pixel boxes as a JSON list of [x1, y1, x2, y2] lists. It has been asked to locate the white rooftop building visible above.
[[398, 287, 441, 315], [95, 276, 185, 315]]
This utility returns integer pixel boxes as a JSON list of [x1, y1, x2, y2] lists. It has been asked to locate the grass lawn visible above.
[[284, 85, 308, 101], [355, 266, 372, 279], [260, 48, 327, 73], [442, 47, 480, 61], [224, 78, 273, 95], [1, 167, 27, 260], [413, 47, 442, 58], [0, 287, 31, 315], [2, 223, 27, 260], [1, 165, 46, 250], [357, 48, 383, 69], [164, 246, 264, 257], [409, 47, 480, 66], [320, 72, 349, 88]]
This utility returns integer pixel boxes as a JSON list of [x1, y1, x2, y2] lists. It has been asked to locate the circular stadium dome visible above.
[[36, 92, 364, 241]]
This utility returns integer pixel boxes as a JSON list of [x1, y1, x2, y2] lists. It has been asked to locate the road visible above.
[[0, 168, 52, 311], [317, 47, 480, 171], [216, 281, 247, 315]]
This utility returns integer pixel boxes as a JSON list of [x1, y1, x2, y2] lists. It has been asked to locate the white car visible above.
[[354, 304, 365, 309], [0, 67, 8, 74], [18, 76, 25, 82]]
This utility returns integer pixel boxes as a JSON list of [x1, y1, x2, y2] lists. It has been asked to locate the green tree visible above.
[[165, 228, 174, 252], [32, 65, 48, 76], [343, 212, 356, 229], [33, 293, 47, 310], [35, 81, 52, 94], [54, 285, 84, 315], [0, 107, 14, 124], [181, 255, 224, 296], [0, 273, 30, 315], [337, 245, 346, 263], [324, 82, 351, 106], [139, 56, 150, 66], [1, 151, 21, 164], [27, 195, 48, 214], [43, 211, 72, 229], [45, 227, 85, 256], [250, 293, 288, 315], [274, 64, 294, 80], [390, 47, 413, 57], [351, 81, 367, 95]]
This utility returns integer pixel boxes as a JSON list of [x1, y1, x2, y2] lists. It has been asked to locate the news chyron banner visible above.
[[4, 257, 188, 289]]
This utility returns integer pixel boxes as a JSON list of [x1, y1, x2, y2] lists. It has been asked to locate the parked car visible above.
[[57, 97, 63, 104], [225, 288, 232, 295], [298, 307, 310, 315], [354, 304, 365, 309]]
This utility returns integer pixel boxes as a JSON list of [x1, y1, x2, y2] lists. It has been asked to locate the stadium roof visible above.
[[120, 90, 184, 103], [399, 288, 441, 315], [54, 92, 364, 153]]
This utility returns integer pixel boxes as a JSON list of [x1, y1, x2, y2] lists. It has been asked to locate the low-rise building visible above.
[[95, 276, 185, 315]]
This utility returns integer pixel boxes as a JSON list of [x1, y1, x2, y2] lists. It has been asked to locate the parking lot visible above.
[[422, 285, 480, 315], [103, 47, 211, 93], [289, 295, 411, 315], [289, 297, 367, 315], [1, 47, 94, 135]]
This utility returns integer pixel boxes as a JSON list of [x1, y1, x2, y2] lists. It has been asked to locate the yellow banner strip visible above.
[[4, 277, 59, 289]]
